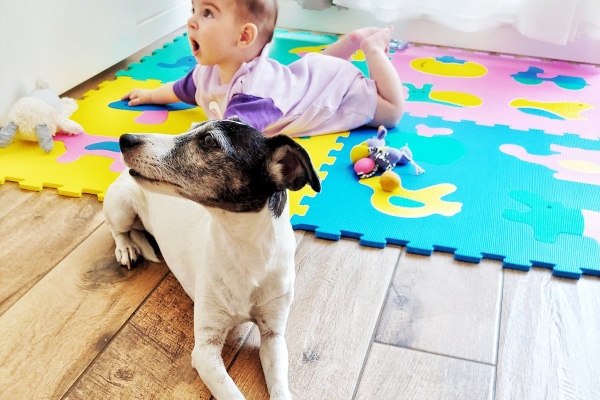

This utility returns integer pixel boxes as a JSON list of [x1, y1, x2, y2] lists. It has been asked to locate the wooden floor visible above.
[[1, 29, 600, 400]]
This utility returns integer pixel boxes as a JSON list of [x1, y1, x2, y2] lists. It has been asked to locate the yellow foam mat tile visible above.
[[72, 76, 207, 137]]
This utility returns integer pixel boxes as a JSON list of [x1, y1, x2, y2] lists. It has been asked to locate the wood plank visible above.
[[223, 326, 269, 399], [496, 269, 600, 400], [64, 273, 254, 399], [294, 229, 306, 246], [354, 343, 495, 400], [0, 191, 105, 315], [0, 223, 168, 400], [274, 236, 399, 399], [0, 182, 34, 220], [375, 252, 503, 364]]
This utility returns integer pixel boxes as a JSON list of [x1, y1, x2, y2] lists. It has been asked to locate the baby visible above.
[[124, 0, 405, 136]]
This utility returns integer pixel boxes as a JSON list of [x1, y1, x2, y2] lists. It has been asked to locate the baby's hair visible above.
[[237, 0, 278, 46]]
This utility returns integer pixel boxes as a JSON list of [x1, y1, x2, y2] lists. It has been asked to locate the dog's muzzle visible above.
[[120, 134, 143, 153]]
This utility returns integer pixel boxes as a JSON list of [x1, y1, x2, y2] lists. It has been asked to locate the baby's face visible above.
[[187, 0, 241, 66]]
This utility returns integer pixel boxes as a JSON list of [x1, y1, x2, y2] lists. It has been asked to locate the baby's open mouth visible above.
[[190, 39, 200, 53]]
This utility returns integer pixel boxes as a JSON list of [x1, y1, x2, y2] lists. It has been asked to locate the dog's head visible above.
[[119, 117, 321, 216]]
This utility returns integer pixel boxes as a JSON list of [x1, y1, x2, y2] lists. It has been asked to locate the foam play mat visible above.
[[1, 30, 599, 278]]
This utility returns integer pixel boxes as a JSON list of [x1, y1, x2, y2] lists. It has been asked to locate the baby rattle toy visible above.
[[350, 125, 425, 191]]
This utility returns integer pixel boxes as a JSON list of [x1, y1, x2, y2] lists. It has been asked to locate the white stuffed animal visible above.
[[0, 80, 83, 152]]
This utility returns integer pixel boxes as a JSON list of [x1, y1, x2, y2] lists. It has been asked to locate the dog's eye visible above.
[[201, 134, 217, 148]]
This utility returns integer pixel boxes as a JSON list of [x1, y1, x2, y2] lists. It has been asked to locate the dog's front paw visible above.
[[270, 393, 292, 400], [115, 245, 141, 269], [269, 385, 292, 400], [113, 233, 141, 269]]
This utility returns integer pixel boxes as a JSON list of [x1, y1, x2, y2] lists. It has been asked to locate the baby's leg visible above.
[[322, 27, 382, 60], [361, 27, 405, 128]]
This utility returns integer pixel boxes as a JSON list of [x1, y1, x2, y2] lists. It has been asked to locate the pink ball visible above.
[[354, 158, 375, 175]]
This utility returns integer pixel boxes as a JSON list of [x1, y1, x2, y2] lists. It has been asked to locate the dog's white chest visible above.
[[140, 189, 290, 309]]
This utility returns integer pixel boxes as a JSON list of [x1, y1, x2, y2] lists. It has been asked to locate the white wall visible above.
[[277, 0, 600, 65], [0, 0, 189, 118]]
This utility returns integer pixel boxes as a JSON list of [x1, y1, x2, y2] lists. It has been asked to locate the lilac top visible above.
[[173, 45, 377, 137]]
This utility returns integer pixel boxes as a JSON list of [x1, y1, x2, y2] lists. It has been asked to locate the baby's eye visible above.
[[202, 8, 213, 18]]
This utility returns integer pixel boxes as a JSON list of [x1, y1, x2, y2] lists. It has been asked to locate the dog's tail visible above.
[[129, 229, 161, 263]]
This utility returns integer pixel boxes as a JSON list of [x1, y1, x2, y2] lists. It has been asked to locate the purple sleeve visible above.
[[224, 94, 283, 132], [173, 69, 198, 105]]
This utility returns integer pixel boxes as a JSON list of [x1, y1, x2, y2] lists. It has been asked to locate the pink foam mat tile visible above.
[[391, 45, 600, 140]]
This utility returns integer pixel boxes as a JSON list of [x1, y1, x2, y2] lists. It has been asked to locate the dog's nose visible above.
[[119, 134, 142, 151]]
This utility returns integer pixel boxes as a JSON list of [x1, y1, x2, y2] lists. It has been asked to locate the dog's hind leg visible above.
[[128, 229, 161, 263]]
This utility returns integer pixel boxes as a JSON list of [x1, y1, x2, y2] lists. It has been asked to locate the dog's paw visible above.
[[115, 245, 141, 269], [113, 234, 141, 269], [270, 393, 292, 400], [115, 244, 141, 269], [269, 385, 292, 400]]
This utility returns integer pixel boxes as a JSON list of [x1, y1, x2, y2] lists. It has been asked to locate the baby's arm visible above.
[[122, 82, 180, 106]]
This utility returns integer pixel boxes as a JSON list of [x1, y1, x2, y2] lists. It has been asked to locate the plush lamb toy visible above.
[[0, 80, 83, 152]]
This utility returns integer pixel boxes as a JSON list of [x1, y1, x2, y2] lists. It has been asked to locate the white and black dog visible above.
[[103, 117, 320, 399]]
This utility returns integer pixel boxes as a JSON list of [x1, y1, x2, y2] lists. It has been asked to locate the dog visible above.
[[103, 117, 321, 399]]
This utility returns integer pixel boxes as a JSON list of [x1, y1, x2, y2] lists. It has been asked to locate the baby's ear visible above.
[[266, 135, 321, 193], [238, 23, 258, 48]]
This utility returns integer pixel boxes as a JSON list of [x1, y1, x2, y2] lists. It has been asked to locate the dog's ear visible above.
[[267, 135, 321, 193]]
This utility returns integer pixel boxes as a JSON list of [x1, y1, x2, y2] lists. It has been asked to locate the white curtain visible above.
[[332, 0, 600, 45]]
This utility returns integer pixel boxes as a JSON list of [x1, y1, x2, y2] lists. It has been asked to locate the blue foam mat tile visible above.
[[116, 33, 196, 83], [480, 253, 507, 261], [291, 222, 318, 231], [385, 238, 410, 247], [453, 252, 483, 264], [501, 258, 532, 272], [359, 237, 388, 249], [579, 267, 600, 277], [314, 228, 341, 241], [405, 242, 435, 256], [292, 113, 600, 279]]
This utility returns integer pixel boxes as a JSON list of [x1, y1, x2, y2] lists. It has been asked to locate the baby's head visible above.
[[187, 0, 278, 68], [235, 0, 278, 48]]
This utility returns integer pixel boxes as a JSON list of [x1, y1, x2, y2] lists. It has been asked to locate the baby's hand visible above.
[[122, 89, 153, 106]]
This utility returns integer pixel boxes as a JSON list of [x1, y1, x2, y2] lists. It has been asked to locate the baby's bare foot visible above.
[[341, 27, 380, 50], [352, 27, 382, 41], [360, 26, 394, 56]]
